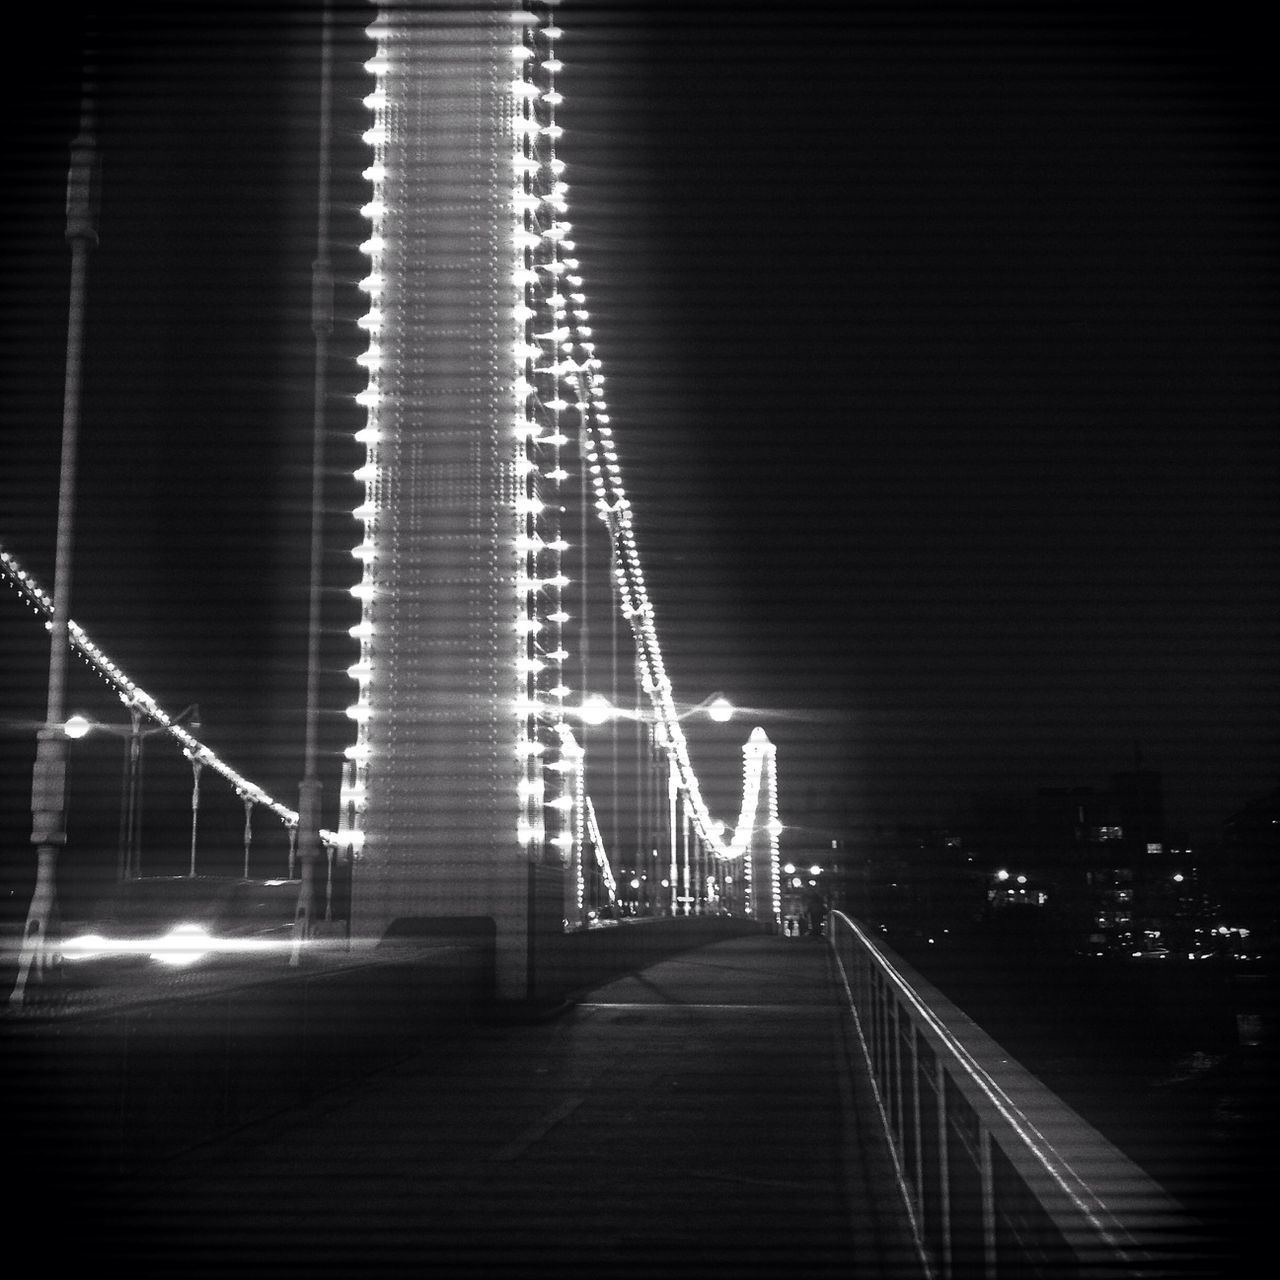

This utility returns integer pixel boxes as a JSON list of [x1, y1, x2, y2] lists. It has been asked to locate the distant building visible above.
[[831, 769, 1270, 966], [950, 768, 1225, 959], [832, 823, 985, 942], [1045, 769, 1171, 956], [1220, 784, 1280, 954]]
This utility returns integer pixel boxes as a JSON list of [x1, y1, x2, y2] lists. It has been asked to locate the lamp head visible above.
[[579, 694, 614, 726], [63, 715, 93, 739]]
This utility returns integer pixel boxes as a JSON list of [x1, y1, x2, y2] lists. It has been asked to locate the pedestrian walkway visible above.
[[95, 936, 921, 1278]]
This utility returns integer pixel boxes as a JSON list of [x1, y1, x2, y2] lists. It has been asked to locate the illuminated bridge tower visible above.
[[344, 2, 571, 1000]]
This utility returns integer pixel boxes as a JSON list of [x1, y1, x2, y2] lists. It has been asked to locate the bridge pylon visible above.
[[343, 3, 565, 1002]]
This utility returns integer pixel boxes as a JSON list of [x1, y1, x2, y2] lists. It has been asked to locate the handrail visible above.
[[827, 910, 1211, 1278]]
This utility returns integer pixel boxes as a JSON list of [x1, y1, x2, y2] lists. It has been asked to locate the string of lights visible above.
[[347, 5, 583, 868], [516, 8, 779, 874], [1, 545, 309, 833], [584, 795, 619, 904]]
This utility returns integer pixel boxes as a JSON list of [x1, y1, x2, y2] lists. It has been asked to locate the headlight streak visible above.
[[60, 925, 307, 967]]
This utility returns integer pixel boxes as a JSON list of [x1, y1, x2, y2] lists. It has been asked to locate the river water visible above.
[[884, 931, 1277, 1273]]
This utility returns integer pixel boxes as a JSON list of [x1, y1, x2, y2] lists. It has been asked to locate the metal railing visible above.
[[828, 911, 1210, 1278]]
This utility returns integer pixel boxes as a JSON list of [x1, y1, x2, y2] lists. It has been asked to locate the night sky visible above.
[[560, 1, 1280, 841], [2, 2, 1277, 902]]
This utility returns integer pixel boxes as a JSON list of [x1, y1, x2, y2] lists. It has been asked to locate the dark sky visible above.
[[557, 1, 1280, 840], [2, 1, 1277, 890]]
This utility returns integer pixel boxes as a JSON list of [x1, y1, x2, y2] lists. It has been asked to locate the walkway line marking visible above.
[[490, 1095, 584, 1163], [580, 1002, 833, 1013], [687, 1169, 837, 1191]]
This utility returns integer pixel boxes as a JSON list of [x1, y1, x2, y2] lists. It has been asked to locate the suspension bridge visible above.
[[1, 3, 1212, 1275]]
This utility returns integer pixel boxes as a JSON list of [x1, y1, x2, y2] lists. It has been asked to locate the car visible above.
[[60, 875, 302, 976]]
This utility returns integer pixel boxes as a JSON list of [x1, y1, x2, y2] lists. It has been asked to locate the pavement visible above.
[[76, 935, 921, 1279]]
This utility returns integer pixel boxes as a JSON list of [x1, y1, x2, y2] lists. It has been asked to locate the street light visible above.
[[573, 691, 735, 726], [570, 692, 735, 918], [63, 715, 92, 740], [13, 86, 100, 1009], [579, 693, 615, 726], [62, 702, 201, 880]]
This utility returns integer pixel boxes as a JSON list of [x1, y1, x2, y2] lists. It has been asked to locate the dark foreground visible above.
[[71, 937, 919, 1279]]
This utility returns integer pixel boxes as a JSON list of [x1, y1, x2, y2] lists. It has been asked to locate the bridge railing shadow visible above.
[[829, 910, 1214, 1279]]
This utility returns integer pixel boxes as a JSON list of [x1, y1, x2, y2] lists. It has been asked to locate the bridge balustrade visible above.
[[828, 911, 1207, 1279]]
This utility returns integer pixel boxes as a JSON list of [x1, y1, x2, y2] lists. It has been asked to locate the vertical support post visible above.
[[705, 856, 712, 914], [116, 714, 131, 881], [889, 1002, 900, 1133], [680, 805, 691, 916], [938, 1068, 953, 1279], [666, 753, 678, 917], [186, 751, 203, 877], [980, 1131, 997, 1278], [116, 706, 142, 882], [324, 841, 335, 922], [128, 711, 147, 880], [636, 660, 648, 910], [125, 705, 144, 880], [909, 1019, 922, 1208], [10, 84, 99, 1009], [691, 832, 700, 915], [609, 546, 621, 863], [241, 794, 254, 878], [639, 717, 652, 916]]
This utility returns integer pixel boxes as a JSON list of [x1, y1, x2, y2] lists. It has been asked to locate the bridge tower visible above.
[[340, 3, 781, 998], [344, 2, 563, 1001]]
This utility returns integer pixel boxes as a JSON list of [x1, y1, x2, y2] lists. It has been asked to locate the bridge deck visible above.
[[94, 935, 920, 1278]]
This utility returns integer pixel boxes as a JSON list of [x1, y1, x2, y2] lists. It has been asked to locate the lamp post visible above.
[[576, 691, 735, 728], [572, 693, 735, 917], [63, 703, 201, 882], [184, 748, 204, 877], [10, 83, 99, 1010]]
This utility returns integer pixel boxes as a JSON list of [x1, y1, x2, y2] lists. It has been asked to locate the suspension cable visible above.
[[2, 544, 331, 838]]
